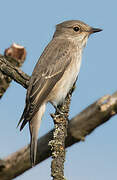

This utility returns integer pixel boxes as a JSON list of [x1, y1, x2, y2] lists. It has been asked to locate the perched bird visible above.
[[18, 20, 102, 166]]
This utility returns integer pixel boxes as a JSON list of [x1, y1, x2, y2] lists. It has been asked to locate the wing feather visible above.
[[18, 38, 76, 129]]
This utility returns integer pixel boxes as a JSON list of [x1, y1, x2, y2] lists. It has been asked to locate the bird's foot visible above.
[[50, 107, 64, 119], [55, 107, 65, 116]]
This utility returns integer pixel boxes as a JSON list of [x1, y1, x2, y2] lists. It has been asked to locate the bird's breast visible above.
[[48, 50, 82, 106]]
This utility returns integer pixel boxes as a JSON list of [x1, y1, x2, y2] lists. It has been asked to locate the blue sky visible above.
[[0, 0, 117, 179]]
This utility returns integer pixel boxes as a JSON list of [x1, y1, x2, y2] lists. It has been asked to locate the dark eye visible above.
[[73, 26, 80, 32]]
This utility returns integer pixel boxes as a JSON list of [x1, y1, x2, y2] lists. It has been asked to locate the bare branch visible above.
[[0, 44, 27, 98], [0, 55, 29, 89], [0, 91, 117, 180], [4, 43, 27, 66], [50, 86, 75, 180]]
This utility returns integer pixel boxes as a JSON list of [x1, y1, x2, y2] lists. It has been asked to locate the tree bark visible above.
[[0, 44, 27, 98], [50, 86, 75, 180], [0, 91, 117, 180], [0, 55, 29, 89]]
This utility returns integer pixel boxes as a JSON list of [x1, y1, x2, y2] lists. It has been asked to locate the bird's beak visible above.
[[89, 27, 103, 34]]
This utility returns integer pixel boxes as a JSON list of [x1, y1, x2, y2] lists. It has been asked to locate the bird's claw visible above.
[[55, 108, 64, 115]]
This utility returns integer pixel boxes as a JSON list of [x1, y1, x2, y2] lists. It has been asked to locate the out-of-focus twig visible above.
[[0, 43, 27, 98]]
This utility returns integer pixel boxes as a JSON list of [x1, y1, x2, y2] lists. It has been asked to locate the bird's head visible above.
[[54, 20, 102, 47]]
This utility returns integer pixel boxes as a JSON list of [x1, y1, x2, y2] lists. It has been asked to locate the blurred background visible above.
[[0, 0, 117, 179]]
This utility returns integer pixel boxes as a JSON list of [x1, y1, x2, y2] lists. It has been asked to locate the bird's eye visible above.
[[73, 26, 80, 32]]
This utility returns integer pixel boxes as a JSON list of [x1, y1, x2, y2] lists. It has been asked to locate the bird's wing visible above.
[[18, 38, 76, 130]]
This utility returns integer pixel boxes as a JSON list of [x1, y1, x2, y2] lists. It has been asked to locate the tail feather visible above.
[[29, 103, 46, 166], [29, 119, 38, 166]]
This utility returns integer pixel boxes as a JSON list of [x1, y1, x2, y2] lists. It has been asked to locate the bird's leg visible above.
[[54, 103, 69, 116], [55, 104, 64, 115], [50, 105, 64, 118], [50, 103, 67, 119]]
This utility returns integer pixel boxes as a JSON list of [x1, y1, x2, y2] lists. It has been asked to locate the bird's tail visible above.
[[29, 103, 46, 167]]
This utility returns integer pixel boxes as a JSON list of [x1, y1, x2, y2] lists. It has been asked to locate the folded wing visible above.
[[18, 38, 76, 130]]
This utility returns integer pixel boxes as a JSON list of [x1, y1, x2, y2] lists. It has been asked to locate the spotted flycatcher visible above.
[[18, 20, 102, 166]]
